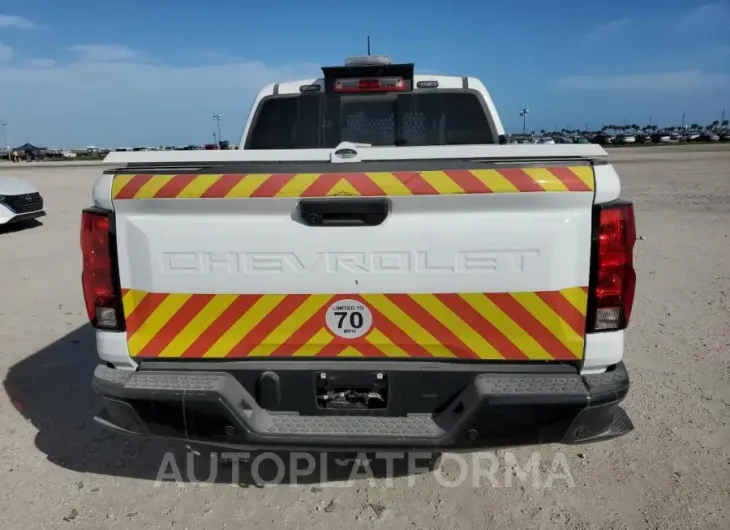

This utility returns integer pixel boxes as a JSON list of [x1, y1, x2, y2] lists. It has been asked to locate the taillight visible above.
[[81, 209, 123, 330], [587, 201, 636, 332], [333, 76, 407, 93]]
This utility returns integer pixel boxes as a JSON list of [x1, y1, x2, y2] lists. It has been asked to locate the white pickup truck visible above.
[[85, 56, 635, 451]]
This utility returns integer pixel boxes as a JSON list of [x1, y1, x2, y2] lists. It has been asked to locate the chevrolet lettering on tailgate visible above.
[[160, 250, 541, 275]]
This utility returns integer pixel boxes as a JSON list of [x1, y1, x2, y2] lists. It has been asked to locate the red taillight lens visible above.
[[333, 77, 407, 93], [588, 202, 636, 331], [81, 210, 122, 330]]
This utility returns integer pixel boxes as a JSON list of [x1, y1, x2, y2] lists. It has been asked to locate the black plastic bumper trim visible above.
[[7, 210, 45, 222], [92, 362, 631, 451]]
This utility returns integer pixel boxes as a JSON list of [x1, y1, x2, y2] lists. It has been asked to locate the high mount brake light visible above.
[[588, 201, 636, 332], [333, 77, 407, 93], [81, 209, 123, 330]]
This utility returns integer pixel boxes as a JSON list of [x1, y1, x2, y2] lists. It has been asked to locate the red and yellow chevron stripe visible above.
[[111, 166, 595, 200], [120, 288, 588, 361]]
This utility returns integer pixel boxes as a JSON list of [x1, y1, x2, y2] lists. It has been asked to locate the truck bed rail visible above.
[[103, 144, 609, 165]]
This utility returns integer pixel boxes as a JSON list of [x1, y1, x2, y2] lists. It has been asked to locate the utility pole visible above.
[[0, 120, 8, 160], [519, 108, 529, 135], [367, 36, 371, 55], [722, 108, 726, 127], [681, 112, 686, 129], [213, 114, 222, 145]]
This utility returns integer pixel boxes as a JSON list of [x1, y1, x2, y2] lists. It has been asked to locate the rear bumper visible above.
[[92, 361, 632, 451]]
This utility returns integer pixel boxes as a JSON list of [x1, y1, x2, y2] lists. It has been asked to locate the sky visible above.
[[0, 0, 729, 147]]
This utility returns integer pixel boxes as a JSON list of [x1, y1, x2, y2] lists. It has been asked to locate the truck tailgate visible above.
[[110, 161, 594, 362]]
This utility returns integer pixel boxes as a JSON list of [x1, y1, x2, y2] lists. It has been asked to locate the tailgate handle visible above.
[[298, 199, 389, 227]]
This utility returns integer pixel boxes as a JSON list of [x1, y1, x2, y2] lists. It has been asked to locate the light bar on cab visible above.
[[321, 57, 415, 94], [344, 55, 392, 66]]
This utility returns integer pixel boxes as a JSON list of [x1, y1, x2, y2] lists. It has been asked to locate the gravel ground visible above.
[[1, 147, 728, 529]]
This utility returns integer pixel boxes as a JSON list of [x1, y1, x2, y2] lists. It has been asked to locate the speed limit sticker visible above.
[[325, 299, 373, 339]]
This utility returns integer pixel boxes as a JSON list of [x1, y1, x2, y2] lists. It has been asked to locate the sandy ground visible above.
[[0, 147, 728, 529]]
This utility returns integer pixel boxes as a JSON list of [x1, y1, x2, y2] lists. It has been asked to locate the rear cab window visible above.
[[244, 91, 497, 149]]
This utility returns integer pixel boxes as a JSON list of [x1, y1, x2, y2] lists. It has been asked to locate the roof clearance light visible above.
[[299, 84, 321, 93], [344, 55, 392, 66], [333, 77, 406, 93], [416, 80, 439, 88]]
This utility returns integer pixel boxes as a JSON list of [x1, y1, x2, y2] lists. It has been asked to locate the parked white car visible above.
[[0, 177, 45, 226]]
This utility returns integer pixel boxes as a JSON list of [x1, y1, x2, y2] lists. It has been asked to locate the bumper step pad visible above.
[[265, 414, 443, 437]]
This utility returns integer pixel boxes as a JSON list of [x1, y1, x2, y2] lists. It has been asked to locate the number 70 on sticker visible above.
[[325, 299, 374, 339]]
